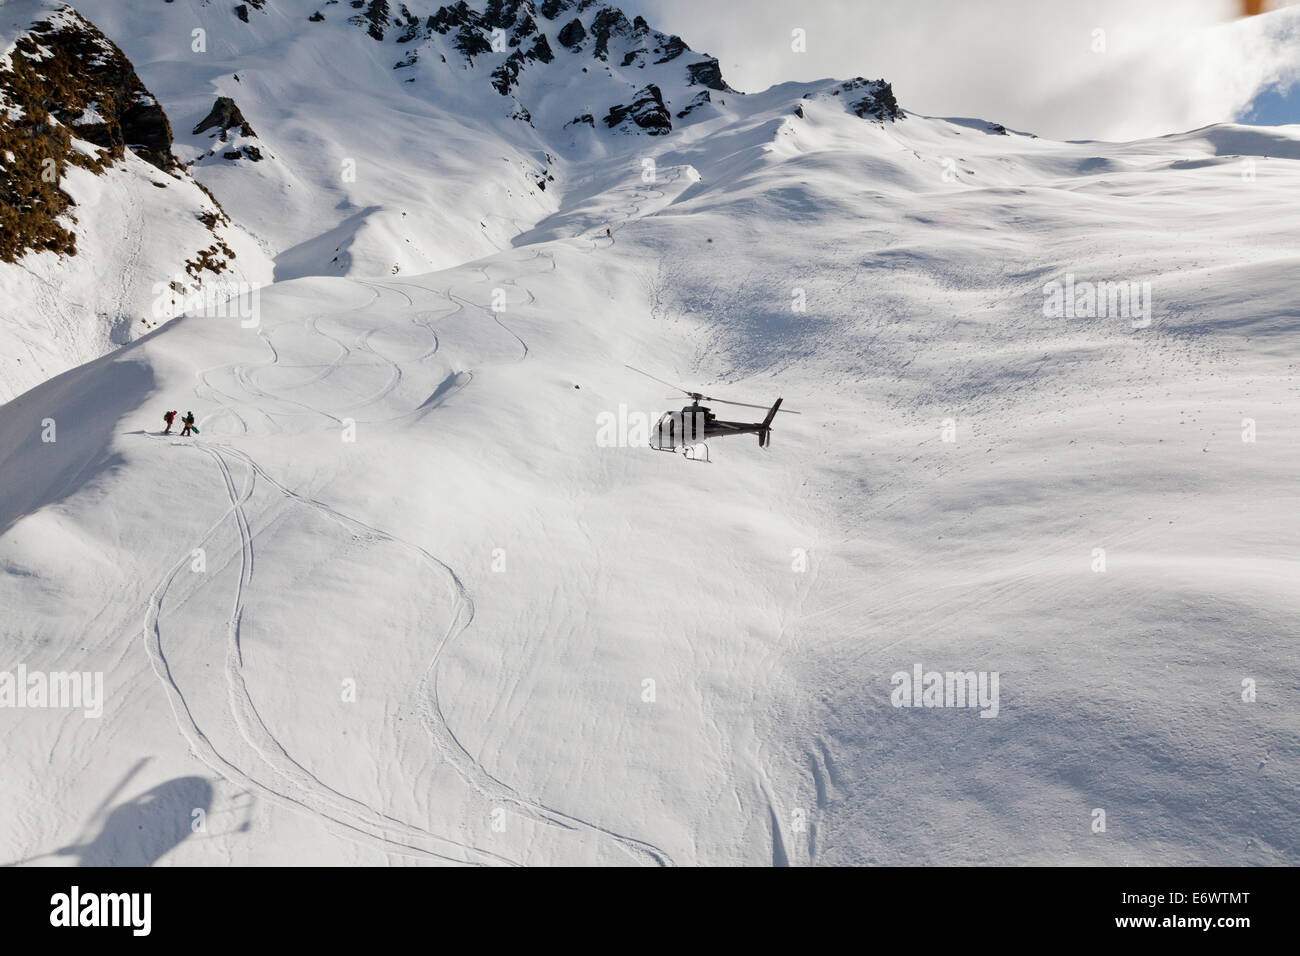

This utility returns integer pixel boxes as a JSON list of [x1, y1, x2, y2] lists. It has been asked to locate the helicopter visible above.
[[626, 365, 799, 463]]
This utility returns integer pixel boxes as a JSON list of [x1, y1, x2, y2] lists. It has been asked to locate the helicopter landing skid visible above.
[[649, 442, 710, 463]]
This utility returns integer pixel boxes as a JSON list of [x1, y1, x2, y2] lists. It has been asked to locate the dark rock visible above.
[[539, 0, 572, 18], [349, 0, 391, 40], [526, 33, 555, 63], [395, 4, 424, 41], [840, 77, 902, 121], [193, 96, 257, 139], [428, 2, 471, 33], [454, 23, 492, 57], [676, 89, 710, 119], [491, 50, 526, 95], [654, 35, 687, 63], [604, 83, 671, 135], [0, 8, 181, 260], [509, 15, 539, 45], [557, 18, 586, 48], [686, 58, 729, 92], [566, 113, 595, 127], [235, 5, 249, 23], [590, 7, 631, 60], [309, 11, 325, 21], [483, 0, 529, 29]]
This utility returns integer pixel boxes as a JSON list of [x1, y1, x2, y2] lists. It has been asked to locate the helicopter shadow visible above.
[[11, 759, 253, 867], [60, 766, 214, 866]]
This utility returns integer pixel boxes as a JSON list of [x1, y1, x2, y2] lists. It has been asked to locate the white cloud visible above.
[[621, 0, 1300, 140]]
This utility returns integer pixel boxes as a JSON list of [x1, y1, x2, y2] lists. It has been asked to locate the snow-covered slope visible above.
[[1, 1, 1297, 866], [69, 0, 741, 280]]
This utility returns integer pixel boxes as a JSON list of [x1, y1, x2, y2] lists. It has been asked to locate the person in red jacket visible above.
[[163, 410, 177, 435]]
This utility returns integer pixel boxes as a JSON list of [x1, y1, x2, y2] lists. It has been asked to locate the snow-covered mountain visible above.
[[0, 1, 272, 403], [1, 0, 1297, 866]]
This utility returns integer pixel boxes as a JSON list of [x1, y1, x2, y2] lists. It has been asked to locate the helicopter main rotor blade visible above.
[[705, 398, 772, 411], [628, 365, 801, 413], [625, 365, 692, 396], [707, 397, 801, 414]]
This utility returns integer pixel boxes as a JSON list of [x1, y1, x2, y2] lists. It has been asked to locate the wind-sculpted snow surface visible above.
[[2, 2, 1299, 867]]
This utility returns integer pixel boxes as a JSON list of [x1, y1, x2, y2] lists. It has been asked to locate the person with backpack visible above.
[[180, 411, 196, 437], [163, 410, 177, 434]]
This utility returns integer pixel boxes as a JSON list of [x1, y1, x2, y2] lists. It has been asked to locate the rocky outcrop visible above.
[[526, 32, 555, 63], [653, 35, 687, 63], [687, 58, 730, 93], [234, 1, 268, 23], [590, 7, 632, 60], [676, 89, 711, 119], [193, 97, 257, 139], [838, 77, 902, 121], [604, 84, 671, 134], [356, 1, 745, 136], [349, 0, 392, 41], [556, 18, 587, 49], [492, 51, 527, 94], [0, 7, 181, 261], [192, 96, 263, 161], [539, 0, 573, 18]]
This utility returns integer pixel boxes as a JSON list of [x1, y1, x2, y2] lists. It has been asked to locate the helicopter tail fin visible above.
[[758, 398, 782, 448]]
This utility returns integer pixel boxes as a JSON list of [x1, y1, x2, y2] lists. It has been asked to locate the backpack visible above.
[[164, 411, 175, 423]]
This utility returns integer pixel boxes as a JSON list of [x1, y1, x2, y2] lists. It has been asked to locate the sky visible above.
[[621, 0, 1300, 141]]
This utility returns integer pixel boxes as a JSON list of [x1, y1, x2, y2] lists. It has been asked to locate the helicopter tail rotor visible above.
[[758, 398, 782, 448]]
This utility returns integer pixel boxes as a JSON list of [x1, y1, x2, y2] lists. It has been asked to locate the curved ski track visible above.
[[143, 260, 673, 866]]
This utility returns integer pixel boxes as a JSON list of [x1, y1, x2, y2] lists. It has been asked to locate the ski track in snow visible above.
[[141, 265, 673, 866]]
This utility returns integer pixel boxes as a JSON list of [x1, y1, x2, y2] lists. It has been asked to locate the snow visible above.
[[1, 1, 1297, 866]]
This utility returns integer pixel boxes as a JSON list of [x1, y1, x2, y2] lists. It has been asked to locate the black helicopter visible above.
[[627, 366, 798, 462]]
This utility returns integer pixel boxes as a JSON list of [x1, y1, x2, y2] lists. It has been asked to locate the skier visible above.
[[605, 227, 612, 239], [162, 410, 177, 435], [180, 411, 196, 437]]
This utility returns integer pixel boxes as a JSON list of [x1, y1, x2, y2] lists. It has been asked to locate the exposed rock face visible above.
[[676, 89, 711, 119], [539, 0, 573, 18], [556, 18, 587, 48], [838, 77, 902, 121], [407, 2, 750, 133], [686, 58, 730, 92], [349, 0, 392, 40], [527, 32, 555, 63], [590, 7, 631, 60], [604, 83, 671, 134], [193, 97, 257, 139], [491, 50, 526, 94], [192, 96, 263, 161], [653, 35, 687, 63], [0, 7, 180, 261]]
